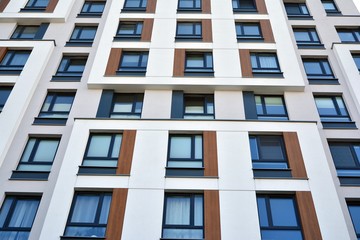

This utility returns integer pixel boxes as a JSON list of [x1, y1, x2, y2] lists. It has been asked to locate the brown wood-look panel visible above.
[[202, 19, 213, 42], [45, 0, 59, 12], [202, 0, 211, 13], [255, 0, 267, 14], [239, 49, 253, 78], [141, 19, 154, 42], [146, 0, 157, 13], [0, 48, 7, 62], [105, 48, 122, 76], [283, 132, 308, 178], [260, 20, 275, 43], [173, 49, 185, 77], [204, 190, 221, 240], [204, 131, 218, 177], [117, 130, 136, 175], [296, 191, 322, 240], [0, 0, 10, 12], [106, 188, 128, 240]]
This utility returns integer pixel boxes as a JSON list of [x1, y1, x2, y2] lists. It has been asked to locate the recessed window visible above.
[[0, 86, 12, 112], [53, 56, 87, 80], [184, 94, 214, 119], [0, 196, 41, 240], [23, 0, 49, 11], [176, 22, 202, 39], [68, 26, 97, 45], [284, 3, 311, 18], [167, 134, 203, 176], [123, 0, 147, 11], [251, 53, 281, 75], [257, 195, 303, 240], [337, 29, 360, 43], [80, 1, 105, 16], [232, 0, 256, 12], [110, 93, 143, 118], [115, 22, 143, 39], [178, 0, 201, 11], [64, 192, 112, 238], [347, 203, 360, 239], [302, 59, 336, 82], [255, 95, 288, 120], [117, 52, 148, 76], [0, 50, 31, 74], [185, 52, 213, 76], [353, 54, 360, 71], [162, 193, 204, 239], [11, 26, 39, 39], [236, 22, 262, 41], [293, 28, 322, 48], [322, 0, 340, 14]]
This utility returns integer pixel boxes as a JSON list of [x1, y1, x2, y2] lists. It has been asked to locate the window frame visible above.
[[22, 0, 49, 11], [110, 93, 143, 119], [235, 22, 263, 41], [183, 94, 214, 119], [115, 22, 143, 40], [122, 0, 147, 11], [0, 50, 31, 75], [250, 53, 282, 76], [176, 22, 202, 40], [302, 58, 336, 83], [11, 25, 40, 40], [232, 0, 257, 13], [79, 1, 105, 16], [293, 28, 323, 48], [255, 95, 288, 120], [284, 3, 312, 19], [0, 86, 12, 113], [53, 56, 87, 81], [322, 0, 341, 14], [117, 51, 148, 76], [184, 52, 214, 76], [177, 0, 202, 12], [67, 26, 97, 46], [337, 28, 360, 43], [352, 54, 360, 71]]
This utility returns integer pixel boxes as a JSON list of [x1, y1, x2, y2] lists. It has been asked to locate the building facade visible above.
[[0, 0, 360, 239]]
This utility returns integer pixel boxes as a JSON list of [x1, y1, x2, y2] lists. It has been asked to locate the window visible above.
[[35, 92, 75, 125], [249, 135, 291, 177], [284, 3, 311, 18], [167, 135, 203, 176], [0, 196, 41, 240], [176, 22, 202, 39], [293, 28, 322, 48], [64, 192, 111, 238], [23, 0, 49, 11], [123, 0, 147, 11], [255, 95, 288, 120], [232, 0, 256, 12], [250, 53, 281, 75], [236, 22, 262, 41], [11, 26, 39, 39], [162, 193, 204, 239], [302, 59, 336, 82], [184, 94, 214, 119], [347, 203, 360, 239], [257, 195, 303, 240], [11, 138, 60, 179], [178, 0, 201, 11], [353, 54, 360, 71], [185, 52, 213, 76], [68, 26, 97, 45], [0, 86, 12, 112], [80, 1, 105, 16], [322, 0, 340, 14], [53, 56, 87, 80], [110, 93, 143, 118], [115, 22, 143, 39], [79, 133, 122, 174], [337, 29, 360, 43], [117, 52, 148, 76], [0, 50, 31, 74]]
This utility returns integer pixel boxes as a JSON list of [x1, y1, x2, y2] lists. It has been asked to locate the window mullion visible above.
[[27, 139, 41, 163], [94, 194, 104, 224], [107, 134, 116, 158]]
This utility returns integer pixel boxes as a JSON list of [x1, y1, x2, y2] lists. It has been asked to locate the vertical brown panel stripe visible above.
[[260, 20, 275, 43], [146, 0, 157, 13], [283, 132, 308, 178], [296, 192, 322, 240], [255, 0, 267, 14], [204, 131, 218, 177], [0, 48, 7, 63], [45, 0, 59, 12], [202, 19, 213, 42], [141, 19, 154, 42], [202, 0, 211, 13], [239, 49, 253, 78], [204, 190, 221, 240], [0, 0, 10, 12], [105, 48, 122, 76], [173, 49, 185, 77], [106, 188, 128, 240], [117, 130, 136, 175]]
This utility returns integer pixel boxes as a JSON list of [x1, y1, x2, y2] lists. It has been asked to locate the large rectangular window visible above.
[[117, 52, 148, 76], [322, 0, 341, 14], [0, 50, 31, 75], [293, 28, 322, 48], [347, 203, 360, 239], [284, 3, 311, 18], [255, 95, 288, 120], [67, 26, 97, 46], [251, 53, 281, 76], [302, 58, 336, 83], [178, 0, 201, 11], [11, 26, 39, 39], [53, 56, 87, 81], [115, 22, 143, 39], [64, 192, 112, 238], [23, 0, 49, 11], [232, 0, 256, 12], [184, 94, 214, 119], [0, 196, 41, 240], [236, 22, 262, 41], [176, 22, 202, 40], [110, 93, 143, 118], [337, 29, 360, 43], [314, 96, 351, 122], [162, 193, 204, 239], [123, 0, 147, 11], [185, 52, 213, 76], [79, 1, 105, 16], [0, 86, 12, 112]]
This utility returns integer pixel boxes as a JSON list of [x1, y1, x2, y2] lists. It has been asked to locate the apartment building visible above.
[[0, 0, 360, 239]]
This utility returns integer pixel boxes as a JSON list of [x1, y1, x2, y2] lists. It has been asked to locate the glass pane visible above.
[[256, 197, 269, 227], [99, 195, 111, 224], [206, 102, 214, 114], [264, 97, 285, 115], [34, 0, 49, 7], [19, 139, 36, 163], [52, 96, 73, 111], [89, 3, 105, 12], [0, 198, 13, 227], [255, 96, 264, 115], [122, 55, 140, 67], [249, 137, 259, 160], [113, 102, 133, 113], [119, 24, 137, 34], [20, 27, 38, 38], [125, 0, 141, 8], [315, 98, 337, 115], [285, 4, 301, 15], [178, 23, 194, 35], [79, 28, 96, 40], [71, 195, 99, 223], [300, 5, 309, 14], [87, 135, 111, 157], [140, 54, 148, 67], [179, 0, 194, 8], [163, 229, 203, 239], [294, 31, 311, 42], [349, 205, 360, 234], [194, 135, 202, 159], [0, 231, 29, 240], [32, 140, 59, 162], [310, 31, 319, 41], [195, 24, 201, 35], [82, 159, 117, 167], [67, 59, 86, 72], [269, 198, 298, 227], [194, 195, 203, 226], [261, 230, 303, 240], [9, 199, 39, 228], [336, 97, 348, 116], [165, 196, 190, 225], [354, 56, 360, 69], [10, 53, 30, 66], [253, 162, 288, 169], [41, 95, 53, 111], [244, 25, 260, 35], [65, 226, 106, 237], [167, 160, 202, 168], [258, 137, 285, 161], [111, 135, 122, 158], [185, 98, 204, 114], [0, 88, 11, 107], [329, 145, 357, 168], [251, 55, 258, 68], [205, 54, 213, 68], [259, 55, 277, 68], [17, 164, 51, 171], [170, 136, 191, 159], [187, 56, 204, 68], [322, 61, 332, 74], [323, 3, 336, 10]]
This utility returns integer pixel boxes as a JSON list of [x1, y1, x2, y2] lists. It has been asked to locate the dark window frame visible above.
[[67, 26, 97, 46], [115, 22, 143, 40], [176, 22, 202, 40], [177, 0, 202, 12], [337, 28, 360, 43], [22, 0, 49, 11], [0, 50, 31, 75], [0, 86, 12, 112], [79, 1, 106, 17], [183, 94, 214, 119], [232, 0, 257, 13], [110, 93, 143, 119], [284, 3, 312, 19], [293, 28, 323, 48], [236, 22, 263, 41], [122, 0, 147, 11], [255, 95, 288, 120], [11, 25, 40, 40], [250, 53, 282, 76], [52, 56, 87, 81], [117, 51, 148, 76], [185, 52, 214, 76], [302, 58, 336, 83]]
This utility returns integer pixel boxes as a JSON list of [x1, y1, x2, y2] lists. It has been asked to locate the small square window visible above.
[[110, 93, 143, 119], [184, 94, 214, 119], [117, 52, 148, 76], [67, 26, 97, 46], [34, 92, 75, 125], [52, 56, 87, 81], [236, 22, 262, 41], [64, 192, 112, 238], [115, 22, 143, 40], [353, 54, 360, 71], [337, 29, 360, 43], [162, 193, 204, 239], [178, 0, 201, 11], [11, 26, 39, 39], [293, 28, 323, 48], [250, 53, 282, 76], [284, 3, 311, 19], [0, 86, 12, 112], [185, 52, 213, 76], [302, 59, 336, 83], [176, 22, 202, 40], [255, 95, 288, 120], [322, 0, 341, 14], [22, 0, 49, 11], [0, 50, 31, 75], [123, 0, 147, 11], [232, 0, 256, 12], [79, 1, 105, 16], [79, 133, 122, 174], [0, 196, 41, 240], [166, 134, 203, 176], [347, 202, 360, 238]]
